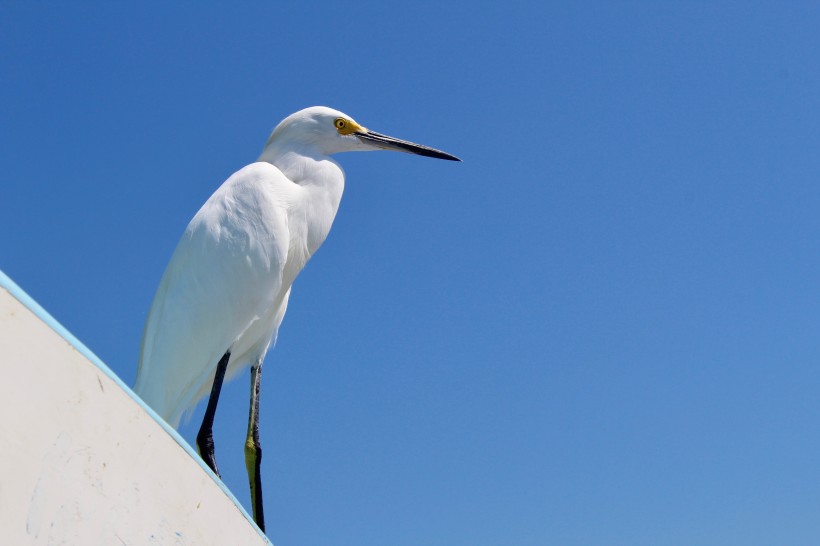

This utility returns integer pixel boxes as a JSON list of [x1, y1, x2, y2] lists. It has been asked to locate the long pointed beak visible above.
[[356, 130, 461, 161]]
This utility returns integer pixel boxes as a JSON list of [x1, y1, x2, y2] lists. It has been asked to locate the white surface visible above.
[[0, 278, 270, 545]]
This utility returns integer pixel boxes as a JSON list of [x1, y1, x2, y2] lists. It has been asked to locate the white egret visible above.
[[134, 106, 459, 532]]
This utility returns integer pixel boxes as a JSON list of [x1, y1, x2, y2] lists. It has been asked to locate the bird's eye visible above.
[[335, 118, 347, 130]]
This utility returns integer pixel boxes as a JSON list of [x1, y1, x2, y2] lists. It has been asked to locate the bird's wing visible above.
[[135, 162, 299, 426]]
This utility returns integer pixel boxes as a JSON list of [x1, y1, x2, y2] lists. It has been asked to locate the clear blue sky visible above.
[[3, 2, 820, 545]]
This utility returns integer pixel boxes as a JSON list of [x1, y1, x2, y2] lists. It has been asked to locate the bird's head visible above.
[[261, 106, 460, 161]]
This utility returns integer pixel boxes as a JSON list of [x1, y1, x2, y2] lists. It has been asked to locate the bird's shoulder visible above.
[[188, 162, 300, 238], [153, 162, 295, 290], [213, 161, 301, 205]]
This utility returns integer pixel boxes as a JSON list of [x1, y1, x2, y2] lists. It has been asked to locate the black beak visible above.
[[356, 130, 461, 161]]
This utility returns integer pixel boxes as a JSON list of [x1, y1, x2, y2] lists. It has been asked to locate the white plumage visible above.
[[133, 106, 458, 531], [135, 107, 353, 426]]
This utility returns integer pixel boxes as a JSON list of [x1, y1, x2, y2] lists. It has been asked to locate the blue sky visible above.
[[3, 2, 820, 544]]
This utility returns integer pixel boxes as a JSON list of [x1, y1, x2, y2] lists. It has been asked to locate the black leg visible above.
[[244, 362, 265, 532], [197, 350, 231, 477]]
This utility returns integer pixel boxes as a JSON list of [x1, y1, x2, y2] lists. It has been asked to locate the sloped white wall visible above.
[[0, 277, 270, 545]]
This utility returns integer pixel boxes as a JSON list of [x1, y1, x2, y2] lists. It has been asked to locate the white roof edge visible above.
[[0, 268, 271, 544]]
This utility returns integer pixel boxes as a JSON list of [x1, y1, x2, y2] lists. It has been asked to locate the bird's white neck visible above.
[[257, 145, 345, 259]]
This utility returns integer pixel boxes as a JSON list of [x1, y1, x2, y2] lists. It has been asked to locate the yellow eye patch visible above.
[[334, 117, 365, 135]]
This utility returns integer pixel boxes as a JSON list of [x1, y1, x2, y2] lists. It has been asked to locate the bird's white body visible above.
[[133, 105, 457, 531], [136, 108, 347, 427]]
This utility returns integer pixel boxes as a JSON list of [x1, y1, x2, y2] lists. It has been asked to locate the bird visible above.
[[134, 106, 459, 532]]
